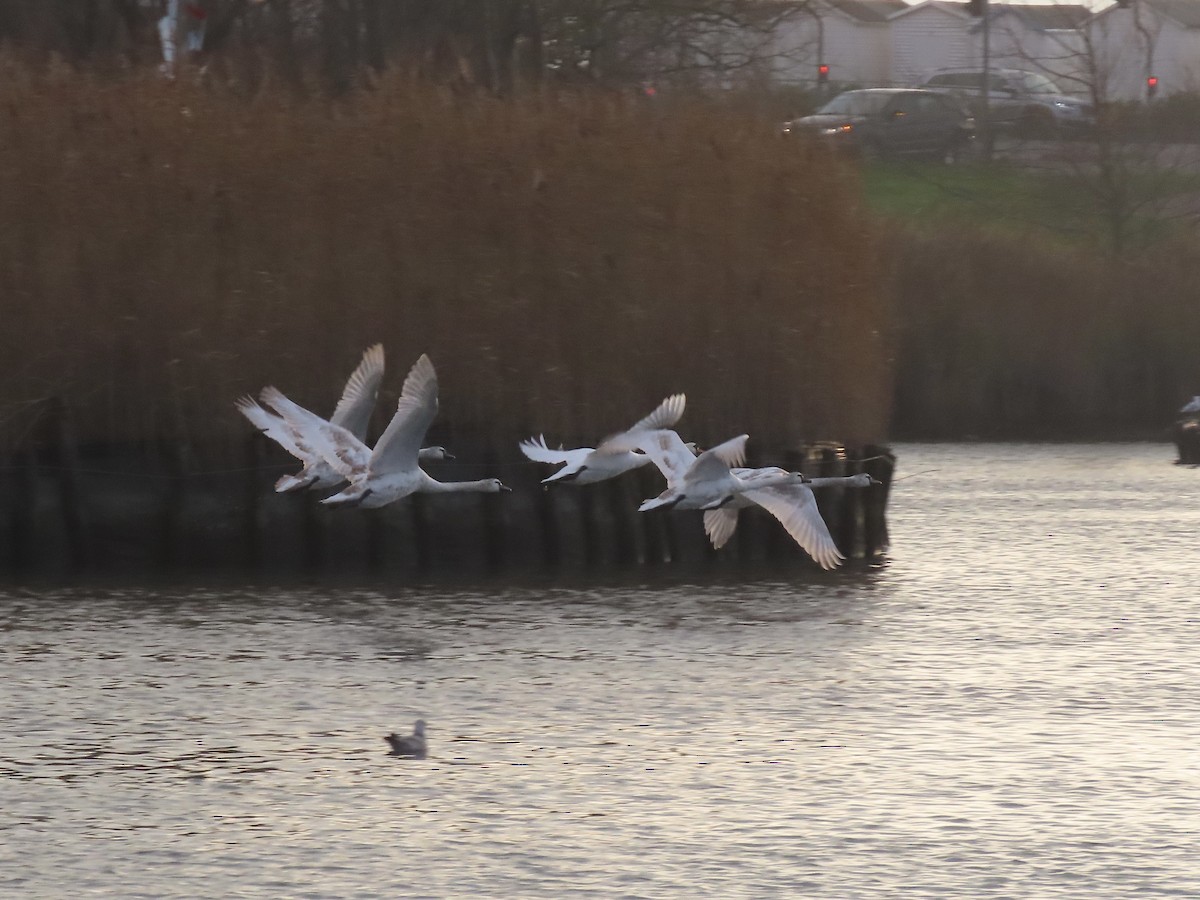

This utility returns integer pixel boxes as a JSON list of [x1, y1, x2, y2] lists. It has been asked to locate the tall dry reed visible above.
[[891, 227, 1200, 439], [0, 71, 890, 461]]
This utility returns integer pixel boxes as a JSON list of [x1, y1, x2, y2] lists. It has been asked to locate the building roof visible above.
[[824, 0, 911, 23], [1001, 4, 1093, 30], [888, 1, 974, 22], [1143, 0, 1200, 28]]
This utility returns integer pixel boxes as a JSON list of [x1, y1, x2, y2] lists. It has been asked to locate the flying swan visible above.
[[237, 344, 452, 492], [269, 354, 510, 508], [599, 398, 862, 568], [702, 471, 880, 569], [518, 394, 687, 484]]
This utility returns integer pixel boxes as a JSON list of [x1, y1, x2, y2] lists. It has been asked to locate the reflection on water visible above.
[[3, 444, 1199, 898]]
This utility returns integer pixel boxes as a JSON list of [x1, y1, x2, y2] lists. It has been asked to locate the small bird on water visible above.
[[384, 720, 428, 759]]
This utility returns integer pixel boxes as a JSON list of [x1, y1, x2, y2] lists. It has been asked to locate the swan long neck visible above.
[[807, 474, 873, 489], [425, 478, 498, 493], [734, 471, 797, 490]]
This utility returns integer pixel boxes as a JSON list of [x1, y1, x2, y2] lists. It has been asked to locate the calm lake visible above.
[[3, 443, 1198, 898]]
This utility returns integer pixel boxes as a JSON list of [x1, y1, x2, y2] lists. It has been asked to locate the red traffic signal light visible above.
[[817, 63, 830, 84], [1147, 75, 1159, 98]]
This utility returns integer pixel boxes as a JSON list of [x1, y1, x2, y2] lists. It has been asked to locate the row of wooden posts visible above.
[[1, 399, 895, 580]]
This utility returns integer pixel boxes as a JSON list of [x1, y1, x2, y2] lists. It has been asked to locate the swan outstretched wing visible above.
[[618, 394, 686, 439], [686, 434, 748, 484], [744, 485, 844, 569], [315, 421, 372, 477], [329, 343, 385, 438], [597, 394, 687, 455], [598, 395, 693, 483], [519, 435, 579, 465], [370, 354, 439, 475], [703, 507, 740, 549], [257, 388, 339, 460], [236, 396, 307, 461]]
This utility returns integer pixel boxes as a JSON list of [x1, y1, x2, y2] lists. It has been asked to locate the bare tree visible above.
[[984, 2, 1195, 255]]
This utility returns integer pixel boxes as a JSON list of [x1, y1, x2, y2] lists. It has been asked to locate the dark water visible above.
[[3, 444, 1198, 897]]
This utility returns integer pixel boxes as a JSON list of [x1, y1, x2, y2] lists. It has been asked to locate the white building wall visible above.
[[768, 9, 892, 87], [1156, 23, 1200, 94], [1089, 7, 1200, 101], [890, 6, 975, 85], [987, 21, 1092, 97]]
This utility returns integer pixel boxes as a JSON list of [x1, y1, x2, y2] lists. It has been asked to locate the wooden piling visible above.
[[0, 435, 895, 579]]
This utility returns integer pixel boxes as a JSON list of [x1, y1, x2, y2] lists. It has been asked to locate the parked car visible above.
[[782, 88, 976, 163], [921, 68, 1094, 135]]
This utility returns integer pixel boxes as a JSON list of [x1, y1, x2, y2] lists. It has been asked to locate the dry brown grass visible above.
[[0, 70, 891, 460]]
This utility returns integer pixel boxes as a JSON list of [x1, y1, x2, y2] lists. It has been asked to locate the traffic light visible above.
[[817, 63, 829, 85], [1147, 75, 1159, 99], [966, 0, 986, 16]]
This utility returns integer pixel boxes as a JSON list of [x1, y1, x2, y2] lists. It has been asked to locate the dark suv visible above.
[[783, 88, 976, 163], [922, 68, 1094, 135]]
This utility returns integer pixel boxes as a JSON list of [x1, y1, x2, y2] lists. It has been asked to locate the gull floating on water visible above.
[[519, 394, 686, 484], [702, 472, 880, 569], [384, 720, 428, 759], [272, 354, 510, 508], [239, 344, 453, 493]]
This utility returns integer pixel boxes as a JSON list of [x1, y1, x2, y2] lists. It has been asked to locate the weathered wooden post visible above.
[[242, 432, 264, 571], [480, 447, 506, 572], [7, 446, 36, 575], [534, 481, 562, 569], [862, 444, 895, 557], [156, 438, 186, 571], [604, 475, 638, 566], [46, 398, 89, 572]]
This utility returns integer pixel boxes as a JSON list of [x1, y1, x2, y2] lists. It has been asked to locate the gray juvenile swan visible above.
[[240, 344, 453, 493], [274, 354, 510, 509]]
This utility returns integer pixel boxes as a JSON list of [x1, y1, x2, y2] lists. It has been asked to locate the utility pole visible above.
[[968, 0, 993, 159]]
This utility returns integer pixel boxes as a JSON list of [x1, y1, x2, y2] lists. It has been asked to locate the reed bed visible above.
[[0, 71, 891, 464], [891, 227, 1200, 439]]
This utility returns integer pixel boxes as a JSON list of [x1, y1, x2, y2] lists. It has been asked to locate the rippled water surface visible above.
[[3, 444, 1199, 898]]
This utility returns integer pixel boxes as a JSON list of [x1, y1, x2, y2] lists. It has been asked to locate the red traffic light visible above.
[[1147, 75, 1159, 98], [817, 63, 830, 84]]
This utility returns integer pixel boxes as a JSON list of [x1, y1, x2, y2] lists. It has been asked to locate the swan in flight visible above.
[[269, 354, 510, 508], [384, 720, 428, 759], [601, 397, 866, 568], [237, 345, 454, 493], [598, 401, 807, 511], [702, 471, 880, 569], [519, 394, 686, 484]]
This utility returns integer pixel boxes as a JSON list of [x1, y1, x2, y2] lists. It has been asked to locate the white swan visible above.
[[519, 394, 686, 484], [384, 720, 427, 759], [272, 354, 509, 508], [598, 401, 807, 511], [237, 345, 456, 493], [702, 471, 881, 569]]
